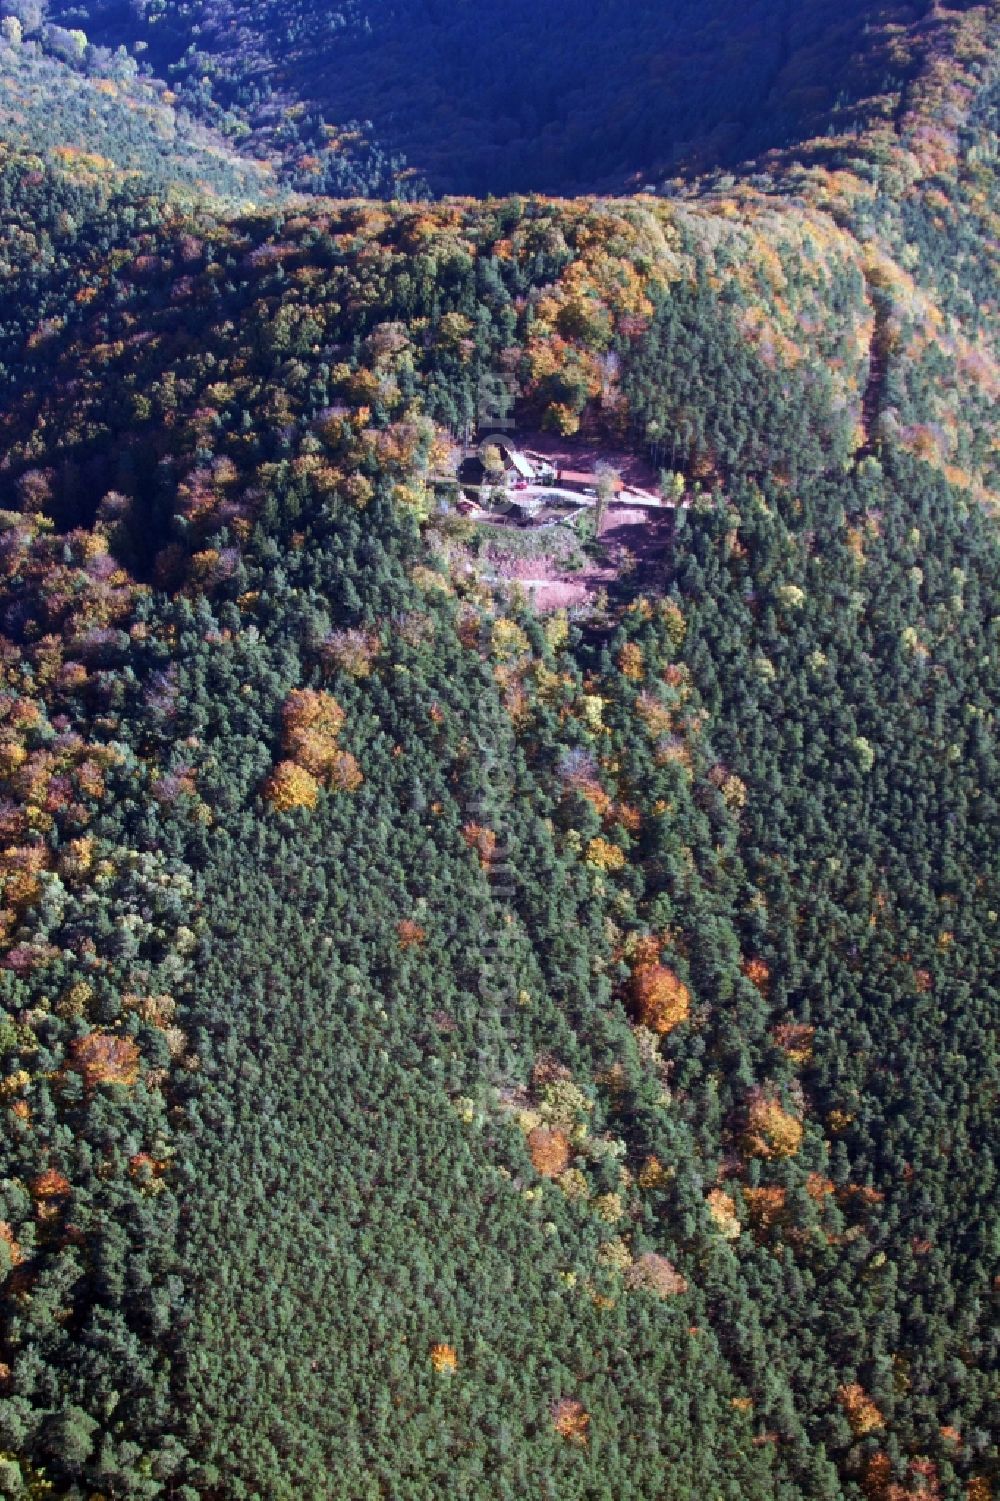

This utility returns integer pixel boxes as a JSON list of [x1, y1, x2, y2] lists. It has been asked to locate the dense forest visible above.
[[40, 0, 987, 193], [0, 0, 996, 1497]]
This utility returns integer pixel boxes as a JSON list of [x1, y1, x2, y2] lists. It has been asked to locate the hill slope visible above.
[[0, 20, 285, 203], [51, 0, 985, 193], [0, 6, 996, 1500]]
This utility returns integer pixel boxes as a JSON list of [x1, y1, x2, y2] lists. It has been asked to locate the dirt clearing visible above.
[[516, 430, 662, 493]]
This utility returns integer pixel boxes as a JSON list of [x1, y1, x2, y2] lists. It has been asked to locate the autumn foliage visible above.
[[617, 642, 644, 681], [263, 760, 320, 811], [706, 1188, 742, 1240], [773, 1022, 816, 1065], [461, 822, 497, 866], [0, 1222, 24, 1267], [527, 1126, 571, 1178], [68, 1031, 141, 1090], [632, 963, 691, 1035], [863, 1451, 945, 1501], [31, 1169, 71, 1201], [625, 1252, 688, 1298], [585, 836, 626, 872], [264, 690, 361, 808], [551, 1397, 590, 1444], [741, 957, 770, 994], [396, 918, 427, 950], [838, 1382, 884, 1435], [744, 1094, 804, 1158], [638, 1155, 667, 1190], [281, 689, 345, 773], [743, 1186, 788, 1235]]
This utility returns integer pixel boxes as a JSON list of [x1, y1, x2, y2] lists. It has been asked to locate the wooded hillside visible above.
[[0, 3, 996, 1497]]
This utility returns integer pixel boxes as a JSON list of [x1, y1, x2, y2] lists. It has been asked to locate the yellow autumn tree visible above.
[[838, 1383, 884, 1436], [585, 837, 626, 872], [429, 1343, 458, 1373], [263, 760, 320, 811], [706, 1188, 742, 1240], [744, 1095, 804, 1158]]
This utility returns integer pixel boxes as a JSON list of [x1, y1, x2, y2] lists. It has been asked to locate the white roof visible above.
[[508, 451, 535, 479]]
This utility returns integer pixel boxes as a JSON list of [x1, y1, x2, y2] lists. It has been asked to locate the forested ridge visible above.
[[0, 1, 997, 1497], [41, 0, 989, 195]]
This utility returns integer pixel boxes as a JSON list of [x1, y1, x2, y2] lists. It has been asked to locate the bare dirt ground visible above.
[[516, 430, 662, 493]]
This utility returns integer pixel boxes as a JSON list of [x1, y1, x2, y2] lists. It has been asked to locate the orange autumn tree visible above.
[[741, 957, 771, 994], [527, 1126, 571, 1178], [461, 822, 497, 867], [632, 961, 691, 1035], [68, 1031, 141, 1091], [30, 1169, 71, 1202], [743, 1186, 788, 1235], [396, 918, 427, 951]]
